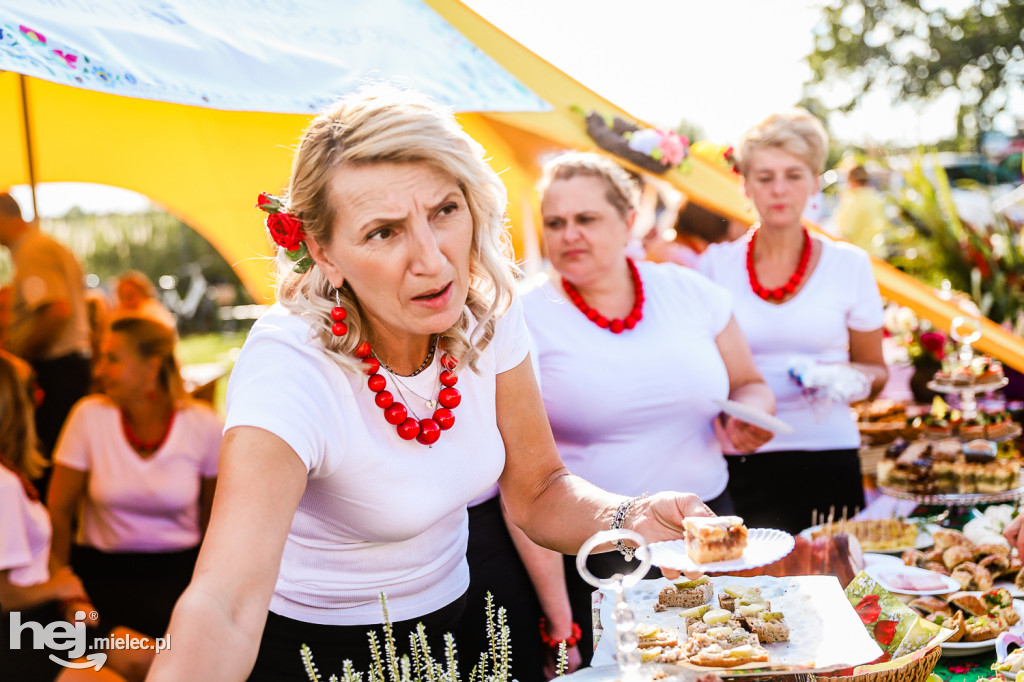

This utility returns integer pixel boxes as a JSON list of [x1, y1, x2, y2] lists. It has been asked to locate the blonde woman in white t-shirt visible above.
[[698, 109, 888, 534], [145, 88, 718, 682], [47, 317, 221, 641]]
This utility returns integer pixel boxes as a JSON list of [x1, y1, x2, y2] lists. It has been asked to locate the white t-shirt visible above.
[[54, 396, 222, 552], [224, 297, 531, 625], [522, 261, 733, 501], [698, 234, 884, 451], [0, 466, 51, 587]]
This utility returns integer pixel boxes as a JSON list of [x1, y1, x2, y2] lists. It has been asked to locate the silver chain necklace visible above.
[[387, 368, 442, 415], [376, 337, 442, 412]]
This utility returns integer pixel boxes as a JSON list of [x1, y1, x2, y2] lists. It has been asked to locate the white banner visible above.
[[0, 0, 550, 114]]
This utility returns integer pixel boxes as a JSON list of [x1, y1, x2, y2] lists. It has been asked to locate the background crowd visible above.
[[6, 90, 989, 682]]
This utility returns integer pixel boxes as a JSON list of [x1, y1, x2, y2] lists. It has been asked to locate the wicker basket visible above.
[[811, 644, 941, 682]]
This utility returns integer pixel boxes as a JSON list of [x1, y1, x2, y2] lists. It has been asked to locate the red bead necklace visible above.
[[562, 258, 644, 333], [121, 408, 176, 453], [746, 226, 812, 302], [355, 341, 460, 445]]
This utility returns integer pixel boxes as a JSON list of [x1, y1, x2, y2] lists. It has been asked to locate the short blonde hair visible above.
[[274, 87, 516, 374], [736, 108, 829, 177], [537, 152, 639, 219]]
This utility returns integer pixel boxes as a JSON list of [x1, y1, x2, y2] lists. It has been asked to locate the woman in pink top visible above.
[[48, 317, 221, 639]]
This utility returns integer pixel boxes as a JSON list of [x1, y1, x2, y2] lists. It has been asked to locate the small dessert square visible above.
[[685, 516, 748, 564]]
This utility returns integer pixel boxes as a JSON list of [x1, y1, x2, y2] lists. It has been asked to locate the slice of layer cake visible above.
[[685, 516, 748, 564]]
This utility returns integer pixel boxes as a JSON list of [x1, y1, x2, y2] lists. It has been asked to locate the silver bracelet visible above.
[[610, 493, 648, 561]]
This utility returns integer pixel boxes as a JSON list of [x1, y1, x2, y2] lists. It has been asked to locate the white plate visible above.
[[941, 597, 1024, 657], [995, 579, 1024, 599], [642, 528, 794, 572], [864, 563, 960, 595], [711, 398, 794, 434], [863, 552, 905, 567], [798, 523, 938, 555]]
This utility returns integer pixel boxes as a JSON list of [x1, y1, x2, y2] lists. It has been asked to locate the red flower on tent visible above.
[[266, 213, 306, 252], [872, 620, 897, 646], [855, 594, 881, 625]]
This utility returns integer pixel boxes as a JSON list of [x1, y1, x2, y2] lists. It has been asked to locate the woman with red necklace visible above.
[[698, 109, 888, 534], [522, 152, 776, 665], [147, 90, 716, 682], [47, 316, 222, 640]]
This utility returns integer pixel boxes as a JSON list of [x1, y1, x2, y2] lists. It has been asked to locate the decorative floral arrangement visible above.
[[257, 192, 313, 274], [885, 304, 951, 369], [689, 140, 740, 174], [573, 106, 690, 175]]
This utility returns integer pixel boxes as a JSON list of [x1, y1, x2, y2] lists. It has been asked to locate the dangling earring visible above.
[[330, 289, 348, 337]]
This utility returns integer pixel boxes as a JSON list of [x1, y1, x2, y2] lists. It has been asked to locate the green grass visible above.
[[177, 331, 248, 365], [177, 331, 248, 415]]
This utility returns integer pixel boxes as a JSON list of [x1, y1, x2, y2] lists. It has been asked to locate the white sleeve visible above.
[[52, 400, 92, 472], [224, 327, 343, 477], [0, 478, 32, 572], [846, 249, 885, 332], [491, 294, 532, 374]]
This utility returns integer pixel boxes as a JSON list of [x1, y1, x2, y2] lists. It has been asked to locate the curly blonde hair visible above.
[[736, 108, 829, 177], [536, 152, 639, 219], [273, 87, 516, 374]]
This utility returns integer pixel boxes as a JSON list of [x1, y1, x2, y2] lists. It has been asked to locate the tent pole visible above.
[[17, 74, 39, 224]]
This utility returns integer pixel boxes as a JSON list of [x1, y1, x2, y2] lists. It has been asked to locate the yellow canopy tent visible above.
[[1, 0, 1021, 369]]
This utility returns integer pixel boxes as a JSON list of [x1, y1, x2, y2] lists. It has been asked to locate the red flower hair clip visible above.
[[257, 192, 313, 273]]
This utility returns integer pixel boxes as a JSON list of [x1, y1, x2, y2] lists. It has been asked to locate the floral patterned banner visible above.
[[0, 0, 550, 114]]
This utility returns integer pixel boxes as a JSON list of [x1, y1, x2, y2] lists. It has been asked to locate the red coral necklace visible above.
[[121, 408, 176, 454], [562, 258, 644, 333], [746, 226, 812, 302], [355, 341, 461, 445]]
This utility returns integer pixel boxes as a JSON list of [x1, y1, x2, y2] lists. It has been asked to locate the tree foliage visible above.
[[804, 0, 1024, 138]]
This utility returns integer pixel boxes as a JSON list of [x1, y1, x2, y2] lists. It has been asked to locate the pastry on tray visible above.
[[684, 516, 748, 564], [963, 613, 1008, 642], [743, 611, 790, 644], [925, 610, 964, 642], [682, 629, 770, 667], [658, 577, 714, 609], [636, 624, 680, 649]]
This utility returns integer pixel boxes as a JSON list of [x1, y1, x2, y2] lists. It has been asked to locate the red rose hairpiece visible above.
[[257, 192, 313, 274]]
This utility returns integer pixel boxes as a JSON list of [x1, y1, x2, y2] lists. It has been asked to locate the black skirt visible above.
[[455, 495, 545, 681], [726, 448, 864, 534], [71, 544, 199, 639], [1, 602, 66, 681], [248, 594, 466, 681]]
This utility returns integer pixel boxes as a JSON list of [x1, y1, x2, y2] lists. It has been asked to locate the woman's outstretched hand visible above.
[[630, 491, 715, 581]]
